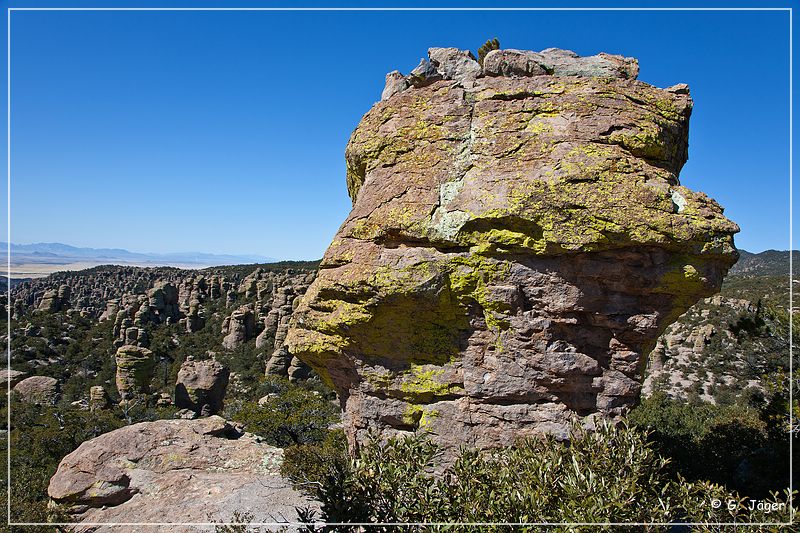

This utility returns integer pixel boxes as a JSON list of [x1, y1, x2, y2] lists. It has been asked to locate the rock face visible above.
[[13, 375, 59, 404], [115, 345, 155, 401], [483, 48, 639, 79], [286, 47, 739, 454], [174, 357, 230, 415], [48, 416, 316, 530], [262, 285, 313, 379]]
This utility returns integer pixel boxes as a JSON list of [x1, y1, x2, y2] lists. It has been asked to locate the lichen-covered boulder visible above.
[[286, 47, 739, 455], [115, 345, 155, 401]]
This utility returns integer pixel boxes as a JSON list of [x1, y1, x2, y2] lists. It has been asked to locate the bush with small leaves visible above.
[[281, 429, 348, 493], [0, 398, 126, 528], [289, 420, 794, 531]]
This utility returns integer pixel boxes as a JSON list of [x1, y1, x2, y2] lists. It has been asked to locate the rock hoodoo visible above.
[[89, 385, 111, 411], [36, 284, 71, 313], [221, 304, 256, 349], [115, 345, 155, 401], [174, 357, 230, 415], [286, 47, 739, 454]]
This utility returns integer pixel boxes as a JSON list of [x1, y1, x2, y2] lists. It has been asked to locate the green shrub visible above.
[[628, 393, 793, 497], [285, 420, 794, 530], [230, 378, 338, 447], [281, 429, 348, 491], [1, 399, 125, 528]]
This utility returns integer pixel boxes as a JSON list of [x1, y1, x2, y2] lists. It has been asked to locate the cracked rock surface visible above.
[[286, 47, 739, 456]]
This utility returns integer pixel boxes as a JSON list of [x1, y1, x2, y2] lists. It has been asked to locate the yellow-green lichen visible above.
[[403, 404, 440, 430], [447, 255, 513, 332], [399, 365, 463, 400]]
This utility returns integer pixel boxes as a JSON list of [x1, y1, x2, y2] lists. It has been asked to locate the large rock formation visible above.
[[286, 47, 739, 454], [1, 369, 27, 389], [115, 345, 155, 401], [262, 284, 314, 380], [174, 357, 230, 415], [144, 281, 180, 324], [11, 264, 318, 381], [89, 385, 111, 411], [48, 416, 316, 530]]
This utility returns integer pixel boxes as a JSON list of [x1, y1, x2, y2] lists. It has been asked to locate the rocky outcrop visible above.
[[184, 298, 205, 333], [221, 305, 256, 349], [36, 284, 71, 313], [286, 47, 739, 454], [381, 46, 638, 103], [110, 292, 166, 347], [13, 375, 59, 404], [89, 385, 111, 411], [98, 299, 120, 322], [15, 266, 190, 320], [174, 357, 230, 415], [262, 284, 313, 379], [0, 369, 27, 388], [48, 416, 316, 530], [115, 345, 155, 401], [144, 281, 180, 324], [11, 265, 319, 383], [483, 48, 638, 79], [123, 326, 149, 347], [642, 294, 766, 402]]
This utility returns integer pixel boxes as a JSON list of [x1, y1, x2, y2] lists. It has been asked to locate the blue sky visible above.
[[1, 2, 795, 259]]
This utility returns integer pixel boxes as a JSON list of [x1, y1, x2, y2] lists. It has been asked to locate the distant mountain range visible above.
[[1, 242, 275, 277]]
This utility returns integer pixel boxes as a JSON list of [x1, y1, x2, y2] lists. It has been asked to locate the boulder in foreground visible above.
[[48, 416, 317, 531]]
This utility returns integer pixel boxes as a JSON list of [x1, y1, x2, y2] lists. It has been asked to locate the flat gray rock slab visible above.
[[48, 416, 318, 531]]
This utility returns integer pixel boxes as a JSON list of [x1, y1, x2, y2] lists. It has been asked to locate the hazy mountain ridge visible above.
[[1, 242, 278, 277]]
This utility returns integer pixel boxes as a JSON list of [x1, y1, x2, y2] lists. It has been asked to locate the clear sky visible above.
[[1, 2, 795, 260]]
